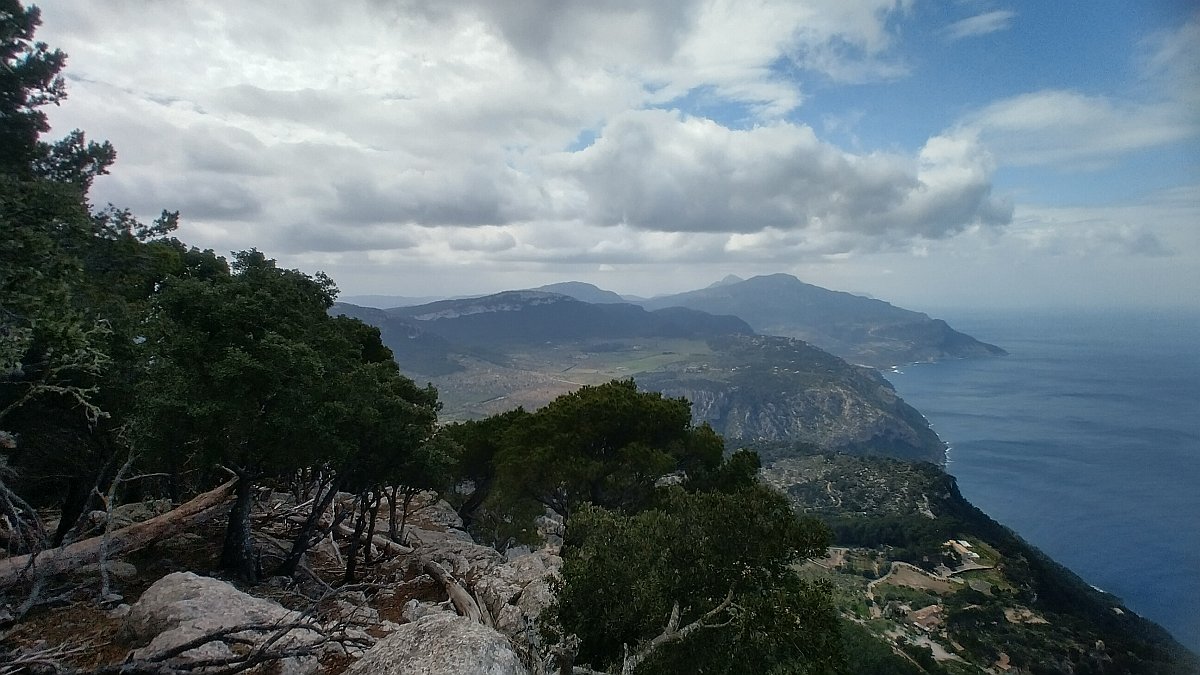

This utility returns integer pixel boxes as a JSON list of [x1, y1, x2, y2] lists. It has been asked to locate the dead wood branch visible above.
[[566, 589, 738, 675], [422, 559, 483, 624], [0, 478, 237, 588], [617, 587, 737, 675], [98, 450, 138, 600], [0, 642, 89, 675], [285, 514, 415, 558], [87, 617, 370, 675]]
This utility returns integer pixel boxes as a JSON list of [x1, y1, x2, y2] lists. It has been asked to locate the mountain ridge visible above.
[[334, 292, 947, 462], [638, 273, 1005, 367], [386, 290, 753, 345]]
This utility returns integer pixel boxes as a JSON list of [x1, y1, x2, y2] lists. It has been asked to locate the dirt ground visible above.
[[875, 561, 959, 595]]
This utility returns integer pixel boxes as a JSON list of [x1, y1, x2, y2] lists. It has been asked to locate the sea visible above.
[[883, 308, 1200, 653]]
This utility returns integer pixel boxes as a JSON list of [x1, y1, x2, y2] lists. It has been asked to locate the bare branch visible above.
[[0, 643, 89, 675], [99, 450, 138, 599], [619, 587, 737, 675]]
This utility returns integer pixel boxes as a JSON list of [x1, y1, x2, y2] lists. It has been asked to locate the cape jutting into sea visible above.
[[884, 307, 1200, 653]]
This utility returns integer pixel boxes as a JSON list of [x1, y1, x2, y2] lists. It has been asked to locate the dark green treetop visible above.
[[550, 485, 843, 674], [492, 378, 723, 520]]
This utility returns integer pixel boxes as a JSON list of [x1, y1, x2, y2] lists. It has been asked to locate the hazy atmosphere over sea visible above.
[[34, 1, 1200, 309]]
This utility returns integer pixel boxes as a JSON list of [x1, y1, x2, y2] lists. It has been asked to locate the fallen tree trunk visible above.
[[423, 559, 484, 624], [0, 478, 237, 588]]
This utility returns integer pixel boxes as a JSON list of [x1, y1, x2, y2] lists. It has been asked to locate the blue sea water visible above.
[[883, 308, 1200, 653]]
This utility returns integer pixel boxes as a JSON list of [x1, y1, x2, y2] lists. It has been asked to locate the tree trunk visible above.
[[274, 472, 340, 578], [363, 492, 381, 565], [386, 485, 400, 542], [221, 474, 258, 582], [344, 494, 369, 584], [52, 476, 90, 547], [398, 488, 418, 546], [457, 476, 491, 528], [0, 478, 236, 588]]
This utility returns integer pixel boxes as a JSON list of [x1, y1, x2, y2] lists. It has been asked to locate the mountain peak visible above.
[[708, 274, 746, 288], [639, 274, 1004, 367], [531, 281, 627, 304]]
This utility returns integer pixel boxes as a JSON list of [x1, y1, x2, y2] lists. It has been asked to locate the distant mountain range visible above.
[[387, 290, 751, 344], [332, 282, 1198, 669], [625, 274, 1006, 367], [332, 280, 955, 462], [347, 274, 998, 369], [503, 275, 1004, 367], [529, 282, 627, 304]]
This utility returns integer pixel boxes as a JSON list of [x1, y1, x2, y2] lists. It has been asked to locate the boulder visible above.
[[407, 526, 505, 581], [345, 612, 527, 675], [123, 571, 322, 674], [475, 550, 560, 625], [401, 492, 466, 532]]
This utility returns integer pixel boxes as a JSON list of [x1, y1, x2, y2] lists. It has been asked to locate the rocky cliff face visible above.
[[645, 377, 943, 463], [639, 335, 946, 463]]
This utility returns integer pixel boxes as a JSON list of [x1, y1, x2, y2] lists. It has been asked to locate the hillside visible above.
[[639, 274, 1006, 367], [753, 444, 1200, 675], [638, 335, 945, 462]]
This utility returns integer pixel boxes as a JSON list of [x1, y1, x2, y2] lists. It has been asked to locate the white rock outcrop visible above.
[[474, 549, 562, 662], [122, 571, 322, 674], [345, 612, 528, 675]]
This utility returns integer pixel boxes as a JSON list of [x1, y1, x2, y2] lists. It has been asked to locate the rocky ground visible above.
[[0, 490, 562, 674]]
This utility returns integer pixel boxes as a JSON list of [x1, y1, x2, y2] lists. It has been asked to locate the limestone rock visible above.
[[346, 613, 527, 675], [402, 598, 451, 623], [335, 598, 381, 624], [474, 550, 562, 656], [157, 531, 205, 556], [402, 492, 466, 532], [123, 571, 321, 674], [107, 603, 132, 619], [408, 526, 505, 581]]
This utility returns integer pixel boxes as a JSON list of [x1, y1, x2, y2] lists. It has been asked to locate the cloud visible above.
[[274, 223, 422, 254], [1139, 11, 1200, 109], [1012, 221, 1174, 258], [961, 90, 1197, 168], [960, 15, 1200, 169], [550, 110, 1009, 244], [943, 10, 1016, 41], [1008, 186, 1199, 259], [30, 0, 1018, 293], [320, 164, 537, 227], [447, 228, 518, 253]]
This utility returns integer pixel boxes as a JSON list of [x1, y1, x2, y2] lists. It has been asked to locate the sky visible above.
[[33, 1, 1200, 311]]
